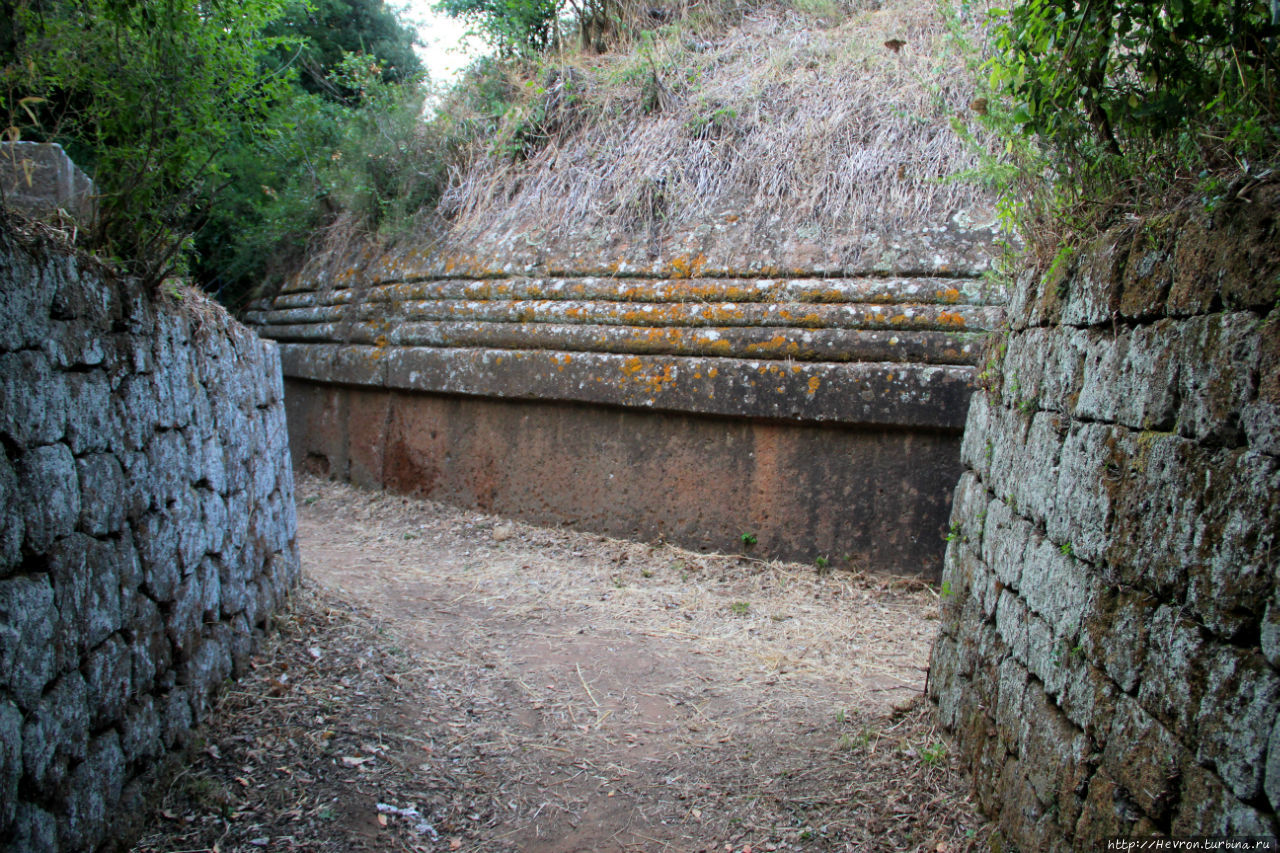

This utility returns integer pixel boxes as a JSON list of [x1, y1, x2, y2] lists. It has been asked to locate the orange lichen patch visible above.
[[943, 287, 962, 303], [890, 314, 909, 325], [708, 367, 719, 378], [938, 311, 968, 328], [621, 356, 645, 377], [668, 254, 708, 279], [374, 335, 390, 348], [724, 213, 740, 223], [791, 365, 803, 374], [807, 376, 822, 395]]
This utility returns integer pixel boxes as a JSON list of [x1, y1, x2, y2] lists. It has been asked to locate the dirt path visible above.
[[132, 475, 989, 853]]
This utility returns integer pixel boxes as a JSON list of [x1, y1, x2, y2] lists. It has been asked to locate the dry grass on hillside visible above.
[[427, 0, 998, 264]]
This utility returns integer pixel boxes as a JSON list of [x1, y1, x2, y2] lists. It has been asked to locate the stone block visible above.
[[229, 612, 254, 676], [1009, 411, 1067, 526], [1194, 644, 1280, 802], [112, 527, 143, 619], [1024, 612, 1067, 698], [167, 576, 203, 661], [1119, 232, 1175, 320], [1075, 323, 1180, 430], [17, 442, 79, 554], [995, 590, 1031, 665], [61, 730, 125, 853], [47, 316, 108, 369], [1073, 770, 1145, 846], [1170, 189, 1280, 314], [0, 349, 67, 446], [1176, 312, 1261, 445], [1138, 605, 1208, 744], [0, 574, 57, 709], [129, 595, 170, 693], [985, 404, 1032, 504], [1019, 534, 1091, 641], [160, 686, 193, 749], [1022, 256, 1072, 328], [146, 428, 189, 509], [1056, 653, 1119, 742], [959, 390, 995, 476], [120, 695, 162, 764], [185, 629, 232, 723], [135, 510, 180, 601], [1268, 715, 1280, 813], [201, 490, 228, 556], [1061, 228, 1128, 327], [1047, 423, 1123, 565], [1104, 432, 1202, 596], [77, 452, 127, 536], [23, 670, 89, 794], [119, 449, 154, 521], [196, 555, 222, 621], [0, 698, 20, 832], [928, 635, 964, 729], [199, 435, 228, 495], [1183, 450, 1278, 638], [84, 634, 131, 730], [1079, 583, 1155, 694], [1243, 314, 1280, 455], [63, 371, 112, 456], [995, 656, 1028, 756], [8, 803, 57, 853], [0, 449, 21, 573], [1019, 688, 1091, 817], [49, 533, 121, 667], [1101, 696, 1188, 820], [112, 373, 161, 452], [0, 236, 53, 352], [1173, 761, 1280, 837]]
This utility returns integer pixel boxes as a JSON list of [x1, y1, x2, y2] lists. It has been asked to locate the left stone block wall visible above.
[[0, 217, 300, 852]]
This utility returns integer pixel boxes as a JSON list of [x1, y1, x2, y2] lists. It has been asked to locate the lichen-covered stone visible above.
[[1046, 423, 1121, 565], [1060, 228, 1128, 327], [933, 205, 1279, 846], [1194, 644, 1280, 802], [1101, 697, 1187, 820], [1175, 312, 1261, 445], [1075, 322, 1179, 430]]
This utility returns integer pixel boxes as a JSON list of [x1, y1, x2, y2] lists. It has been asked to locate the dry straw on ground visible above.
[[133, 476, 991, 852]]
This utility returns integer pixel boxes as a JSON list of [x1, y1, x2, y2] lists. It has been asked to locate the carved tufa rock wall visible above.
[[248, 253, 1004, 573], [929, 187, 1280, 847], [0, 217, 299, 852]]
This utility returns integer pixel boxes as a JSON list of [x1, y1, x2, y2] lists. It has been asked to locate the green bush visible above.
[[975, 0, 1280, 236], [1, 0, 295, 284]]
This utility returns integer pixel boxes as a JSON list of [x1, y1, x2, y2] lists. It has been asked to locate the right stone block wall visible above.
[[930, 187, 1280, 849]]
